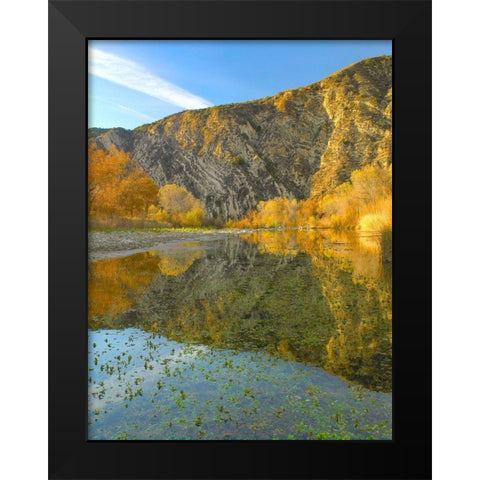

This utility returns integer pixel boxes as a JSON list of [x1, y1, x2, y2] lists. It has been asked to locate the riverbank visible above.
[[89, 229, 230, 261], [88, 226, 392, 261], [88, 226, 319, 254]]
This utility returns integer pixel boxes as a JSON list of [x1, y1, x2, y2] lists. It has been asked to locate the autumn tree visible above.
[[243, 197, 300, 228], [227, 164, 391, 231], [298, 198, 319, 227], [317, 164, 392, 230], [156, 184, 206, 226], [157, 184, 204, 215], [88, 144, 159, 218], [350, 164, 392, 204], [118, 169, 158, 217], [88, 144, 130, 215]]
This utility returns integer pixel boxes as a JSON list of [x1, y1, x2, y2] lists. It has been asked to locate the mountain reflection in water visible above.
[[88, 230, 392, 393]]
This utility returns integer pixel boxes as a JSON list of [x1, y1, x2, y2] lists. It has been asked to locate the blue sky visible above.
[[88, 40, 392, 130]]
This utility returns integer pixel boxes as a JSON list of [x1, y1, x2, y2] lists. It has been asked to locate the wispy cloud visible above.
[[90, 96, 157, 123], [114, 103, 157, 122], [89, 48, 213, 110]]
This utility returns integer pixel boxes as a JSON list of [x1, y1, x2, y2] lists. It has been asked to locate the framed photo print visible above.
[[49, 0, 431, 478]]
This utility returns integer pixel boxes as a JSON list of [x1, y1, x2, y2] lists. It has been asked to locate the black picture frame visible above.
[[49, 1, 431, 478]]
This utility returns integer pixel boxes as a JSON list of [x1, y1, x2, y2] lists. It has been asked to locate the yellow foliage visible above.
[[317, 165, 392, 231], [118, 172, 158, 217], [351, 164, 392, 202], [150, 208, 171, 224], [155, 184, 208, 227], [228, 196, 305, 229], [241, 231, 300, 256], [157, 249, 203, 276], [242, 228, 391, 284], [359, 213, 391, 232], [88, 144, 159, 218], [147, 205, 159, 216], [158, 184, 204, 215], [229, 165, 390, 232], [182, 208, 205, 227], [88, 253, 159, 325]]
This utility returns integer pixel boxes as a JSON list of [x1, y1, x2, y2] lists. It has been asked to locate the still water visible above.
[[88, 229, 392, 440]]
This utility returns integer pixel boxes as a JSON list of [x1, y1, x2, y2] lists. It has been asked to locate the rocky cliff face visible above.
[[90, 55, 391, 219]]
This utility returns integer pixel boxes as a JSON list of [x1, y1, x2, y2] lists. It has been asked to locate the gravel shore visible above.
[[88, 229, 243, 261]]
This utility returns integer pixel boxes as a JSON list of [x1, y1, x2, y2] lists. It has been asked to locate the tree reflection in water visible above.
[[89, 230, 391, 392]]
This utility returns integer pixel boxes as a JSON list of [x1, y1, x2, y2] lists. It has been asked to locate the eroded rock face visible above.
[[90, 55, 391, 219], [310, 56, 392, 196]]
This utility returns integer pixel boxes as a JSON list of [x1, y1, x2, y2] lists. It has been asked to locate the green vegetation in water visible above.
[[88, 229, 392, 440], [88, 328, 391, 440]]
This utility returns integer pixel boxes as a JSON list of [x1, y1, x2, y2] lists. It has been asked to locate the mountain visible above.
[[89, 55, 392, 220]]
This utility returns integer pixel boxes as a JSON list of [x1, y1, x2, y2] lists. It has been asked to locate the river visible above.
[[88, 229, 392, 440]]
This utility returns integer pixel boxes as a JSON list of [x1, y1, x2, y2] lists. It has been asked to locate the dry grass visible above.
[[358, 195, 392, 233], [89, 215, 168, 230], [358, 213, 390, 232]]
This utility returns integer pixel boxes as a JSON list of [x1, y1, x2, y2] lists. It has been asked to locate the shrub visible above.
[[183, 208, 205, 227], [231, 155, 246, 167], [358, 213, 391, 232]]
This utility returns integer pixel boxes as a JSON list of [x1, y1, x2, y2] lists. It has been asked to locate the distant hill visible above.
[[90, 55, 392, 220], [88, 127, 111, 139]]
